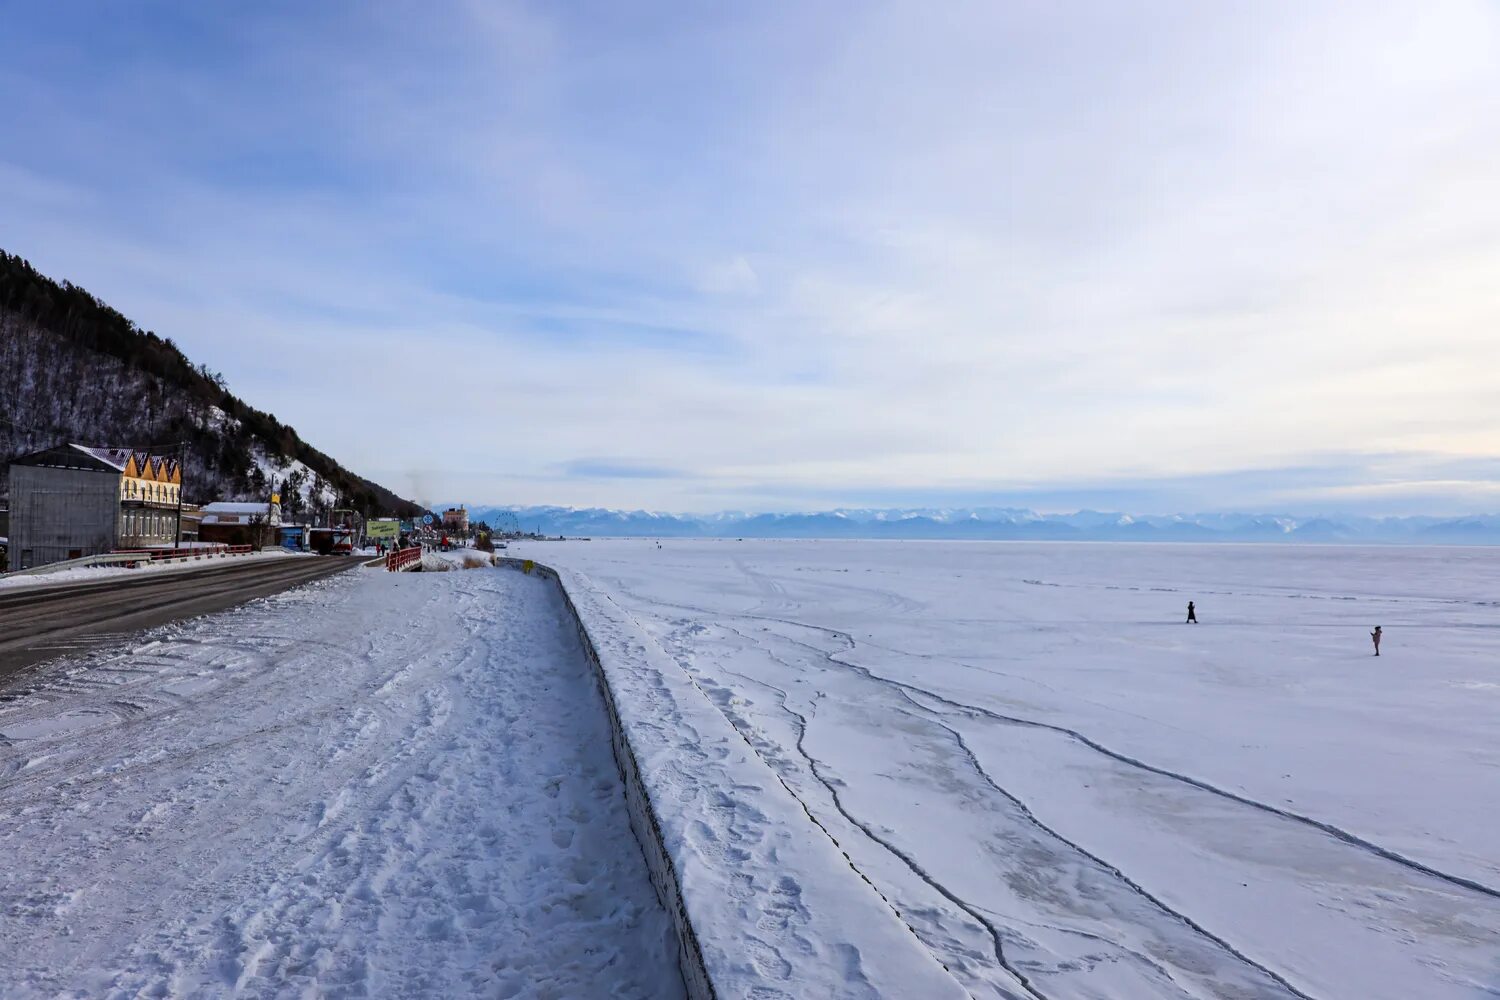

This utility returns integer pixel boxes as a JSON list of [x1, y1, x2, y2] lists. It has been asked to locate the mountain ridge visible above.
[[468, 504, 1500, 544]]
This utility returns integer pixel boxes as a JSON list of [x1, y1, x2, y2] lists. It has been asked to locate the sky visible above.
[[2, 1, 1499, 515]]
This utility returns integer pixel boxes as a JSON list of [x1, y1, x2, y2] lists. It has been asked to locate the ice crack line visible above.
[[684, 626, 1039, 1000], [897, 691, 1318, 1000], [743, 610, 1500, 904], [605, 587, 1486, 898]]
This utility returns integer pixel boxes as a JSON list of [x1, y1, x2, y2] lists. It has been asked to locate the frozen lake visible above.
[[516, 539, 1500, 1000]]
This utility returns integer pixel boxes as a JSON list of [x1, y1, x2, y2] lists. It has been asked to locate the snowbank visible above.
[[422, 548, 499, 572], [0, 548, 299, 590], [505, 557, 968, 1000]]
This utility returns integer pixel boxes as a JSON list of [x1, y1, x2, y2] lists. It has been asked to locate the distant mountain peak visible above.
[[461, 504, 1500, 544]]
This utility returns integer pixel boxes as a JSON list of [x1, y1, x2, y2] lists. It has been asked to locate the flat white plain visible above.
[[518, 538, 1500, 1000]]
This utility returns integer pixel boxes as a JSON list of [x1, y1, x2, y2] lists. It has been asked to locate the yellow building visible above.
[[6, 444, 186, 568], [117, 451, 184, 548]]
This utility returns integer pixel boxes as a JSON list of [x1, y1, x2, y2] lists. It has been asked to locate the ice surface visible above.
[[0, 565, 683, 999], [516, 538, 1500, 1000], [555, 563, 971, 999]]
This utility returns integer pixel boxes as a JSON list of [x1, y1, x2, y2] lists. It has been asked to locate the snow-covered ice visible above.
[[0, 564, 683, 998], [515, 538, 1500, 1000], [549, 559, 970, 1000]]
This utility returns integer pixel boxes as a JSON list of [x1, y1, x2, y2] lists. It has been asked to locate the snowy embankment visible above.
[[420, 547, 501, 572], [0, 548, 299, 590], [0, 564, 683, 998], [511, 557, 968, 999], [515, 539, 1500, 1000]]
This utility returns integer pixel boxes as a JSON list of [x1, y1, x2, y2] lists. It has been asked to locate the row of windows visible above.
[[122, 510, 175, 540], [122, 479, 179, 504]]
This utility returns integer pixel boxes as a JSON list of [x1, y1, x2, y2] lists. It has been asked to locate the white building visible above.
[[198, 500, 281, 546]]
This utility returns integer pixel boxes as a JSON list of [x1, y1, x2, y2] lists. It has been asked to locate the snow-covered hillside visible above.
[[0, 251, 419, 515], [515, 538, 1500, 999]]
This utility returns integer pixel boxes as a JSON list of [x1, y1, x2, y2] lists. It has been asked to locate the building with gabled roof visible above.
[[198, 500, 280, 547], [6, 443, 185, 570]]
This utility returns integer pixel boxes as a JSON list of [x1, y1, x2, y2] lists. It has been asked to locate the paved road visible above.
[[0, 557, 362, 686]]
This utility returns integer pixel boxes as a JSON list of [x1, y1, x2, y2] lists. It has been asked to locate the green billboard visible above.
[[366, 519, 401, 541]]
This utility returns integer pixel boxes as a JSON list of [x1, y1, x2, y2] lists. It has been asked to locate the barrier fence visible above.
[[386, 546, 423, 572], [110, 544, 255, 568]]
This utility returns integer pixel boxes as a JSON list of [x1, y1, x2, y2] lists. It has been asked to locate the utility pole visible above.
[[174, 441, 185, 550]]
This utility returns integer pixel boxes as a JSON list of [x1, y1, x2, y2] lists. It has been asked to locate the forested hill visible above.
[[0, 250, 424, 518]]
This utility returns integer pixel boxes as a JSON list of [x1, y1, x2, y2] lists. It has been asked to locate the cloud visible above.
[[2, 2, 1498, 513], [696, 256, 760, 296], [555, 459, 685, 480]]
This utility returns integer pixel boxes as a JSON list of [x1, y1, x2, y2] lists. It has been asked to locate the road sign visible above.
[[422, 514, 434, 525]]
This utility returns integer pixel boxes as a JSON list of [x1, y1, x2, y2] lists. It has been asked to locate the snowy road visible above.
[[516, 539, 1500, 1000], [0, 564, 683, 999], [0, 555, 358, 683]]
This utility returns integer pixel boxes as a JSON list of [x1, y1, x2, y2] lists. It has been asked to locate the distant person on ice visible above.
[[1186, 601, 1197, 624], [1371, 625, 1382, 656]]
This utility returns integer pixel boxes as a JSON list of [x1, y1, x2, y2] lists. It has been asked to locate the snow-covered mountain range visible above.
[[467, 505, 1500, 544]]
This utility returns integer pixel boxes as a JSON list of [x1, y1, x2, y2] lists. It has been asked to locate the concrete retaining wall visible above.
[[498, 557, 968, 1000], [497, 557, 716, 999]]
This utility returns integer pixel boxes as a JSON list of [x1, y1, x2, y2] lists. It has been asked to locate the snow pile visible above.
[[0, 549, 297, 590], [0, 564, 683, 998], [516, 538, 1500, 1000], [422, 548, 496, 572], [541, 561, 969, 999]]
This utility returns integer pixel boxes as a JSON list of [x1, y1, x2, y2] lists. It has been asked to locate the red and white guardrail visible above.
[[386, 546, 423, 572]]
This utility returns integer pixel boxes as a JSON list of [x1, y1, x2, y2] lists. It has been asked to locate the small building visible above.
[[442, 506, 469, 533], [7, 443, 183, 570], [307, 526, 354, 555], [278, 524, 310, 551], [178, 504, 205, 544], [199, 500, 281, 547]]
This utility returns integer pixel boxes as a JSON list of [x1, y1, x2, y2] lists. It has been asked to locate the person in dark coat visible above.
[[1371, 625, 1382, 656], [1186, 600, 1197, 623]]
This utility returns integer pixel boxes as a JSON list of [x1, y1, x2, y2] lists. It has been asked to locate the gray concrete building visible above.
[[7, 444, 183, 570]]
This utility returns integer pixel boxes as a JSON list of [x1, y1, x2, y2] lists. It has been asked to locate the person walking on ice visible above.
[[1371, 625, 1382, 656], [1186, 601, 1197, 624]]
